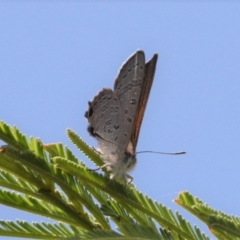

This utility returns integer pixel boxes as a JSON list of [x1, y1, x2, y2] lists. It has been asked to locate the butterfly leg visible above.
[[126, 174, 133, 184], [91, 146, 103, 155], [88, 163, 110, 172]]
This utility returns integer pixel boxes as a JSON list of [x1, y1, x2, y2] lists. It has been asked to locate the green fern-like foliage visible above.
[[0, 120, 238, 239]]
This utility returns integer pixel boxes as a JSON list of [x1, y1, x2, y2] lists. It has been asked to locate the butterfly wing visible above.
[[114, 50, 146, 154], [85, 88, 126, 159], [114, 50, 158, 153], [130, 53, 158, 151]]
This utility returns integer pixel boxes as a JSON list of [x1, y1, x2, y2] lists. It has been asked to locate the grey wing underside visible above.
[[87, 88, 126, 160], [114, 50, 146, 154], [114, 50, 158, 153], [130, 53, 158, 151]]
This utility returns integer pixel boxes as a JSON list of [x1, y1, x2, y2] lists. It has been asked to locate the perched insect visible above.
[[85, 50, 185, 184], [85, 50, 157, 184]]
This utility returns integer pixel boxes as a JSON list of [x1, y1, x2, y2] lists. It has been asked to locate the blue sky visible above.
[[1, 2, 240, 239]]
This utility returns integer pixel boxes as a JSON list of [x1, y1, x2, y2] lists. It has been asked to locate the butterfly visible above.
[[85, 50, 158, 184]]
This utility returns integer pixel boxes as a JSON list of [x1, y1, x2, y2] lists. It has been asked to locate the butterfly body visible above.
[[85, 50, 158, 183]]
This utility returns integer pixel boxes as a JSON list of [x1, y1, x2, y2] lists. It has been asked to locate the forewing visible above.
[[130, 53, 158, 151], [114, 50, 146, 153]]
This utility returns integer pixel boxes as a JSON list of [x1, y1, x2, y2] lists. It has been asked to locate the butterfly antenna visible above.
[[92, 132, 186, 155], [136, 150, 186, 155]]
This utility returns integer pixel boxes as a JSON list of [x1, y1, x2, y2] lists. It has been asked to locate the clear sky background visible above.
[[1, 2, 240, 239]]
